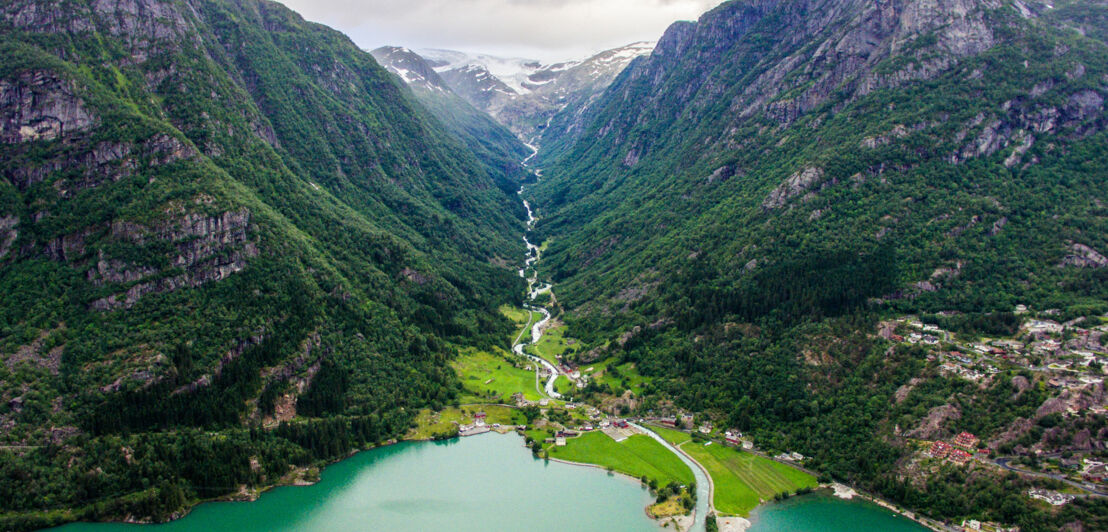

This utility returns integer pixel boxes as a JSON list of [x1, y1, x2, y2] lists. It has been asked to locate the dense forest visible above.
[[3, 0, 1108, 530], [528, 1, 1108, 530], [0, 0, 529, 528]]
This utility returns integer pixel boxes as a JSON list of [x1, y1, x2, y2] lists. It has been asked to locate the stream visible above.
[[512, 145, 562, 399]]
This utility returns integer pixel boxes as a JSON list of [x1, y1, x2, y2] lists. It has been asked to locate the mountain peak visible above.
[[384, 43, 655, 140]]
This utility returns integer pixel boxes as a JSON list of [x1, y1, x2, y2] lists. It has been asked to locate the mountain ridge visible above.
[[390, 42, 655, 141], [526, 0, 1108, 529], [0, 0, 527, 528]]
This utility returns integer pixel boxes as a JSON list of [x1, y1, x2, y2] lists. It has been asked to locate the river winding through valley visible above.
[[50, 145, 931, 532], [516, 146, 712, 530], [512, 145, 562, 400]]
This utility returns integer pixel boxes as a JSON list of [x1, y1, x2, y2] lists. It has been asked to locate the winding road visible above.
[[992, 456, 1108, 497], [632, 422, 712, 531], [515, 146, 709, 530]]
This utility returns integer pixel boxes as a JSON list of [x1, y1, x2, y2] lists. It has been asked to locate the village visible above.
[[450, 401, 807, 470], [481, 203, 1108, 531], [452, 297, 1108, 531], [880, 308, 1108, 509], [886, 309, 1108, 392]]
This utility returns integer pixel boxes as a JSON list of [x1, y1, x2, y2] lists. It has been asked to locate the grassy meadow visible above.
[[681, 441, 816, 516], [547, 431, 694, 488]]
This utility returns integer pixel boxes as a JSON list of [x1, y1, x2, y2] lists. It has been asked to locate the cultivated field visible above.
[[547, 432, 695, 488], [681, 442, 816, 516], [647, 424, 693, 446]]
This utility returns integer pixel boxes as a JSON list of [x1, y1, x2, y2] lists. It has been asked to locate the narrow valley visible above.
[[2, 1, 1108, 531]]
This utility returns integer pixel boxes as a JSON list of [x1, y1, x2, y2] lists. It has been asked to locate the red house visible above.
[[953, 432, 978, 449], [949, 449, 972, 465], [930, 441, 952, 459]]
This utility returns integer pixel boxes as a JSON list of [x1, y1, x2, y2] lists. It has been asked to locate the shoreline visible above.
[[670, 439, 752, 532], [639, 426, 947, 532], [43, 423, 947, 532], [542, 453, 694, 531], [825, 483, 948, 532]]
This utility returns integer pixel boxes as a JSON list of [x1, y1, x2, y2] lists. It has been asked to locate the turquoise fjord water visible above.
[[52, 433, 657, 532], [53, 433, 927, 532], [748, 491, 929, 532]]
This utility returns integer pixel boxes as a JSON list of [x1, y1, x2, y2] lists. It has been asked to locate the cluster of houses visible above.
[[458, 411, 492, 437], [929, 432, 979, 465], [1027, 488, 1074, 506], [890, 314, 1107, 410], [551, 430, 575, 446], [719, 430, 754, 450], [960, 519, 1018, 532], [656, 413, 696, 429], [774, 451, 806, 462], [938, 353, 995, 381]]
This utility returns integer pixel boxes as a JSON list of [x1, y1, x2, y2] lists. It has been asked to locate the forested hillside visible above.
[[530, 0, 1108, 529], [0, 0, 526, 528], [369, 46, 531, 196]]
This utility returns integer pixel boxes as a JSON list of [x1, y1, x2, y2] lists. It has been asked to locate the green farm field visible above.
[[681, 441, 816, 516], [452, 347, 542, 403], [548, 432, 694, 488], [646, 424, 693, 446]]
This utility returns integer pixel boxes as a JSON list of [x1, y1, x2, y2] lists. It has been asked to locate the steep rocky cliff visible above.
[[529, 0, 1108, 528], [534, 0, 1108, 312], [0, 0, 526, 527]]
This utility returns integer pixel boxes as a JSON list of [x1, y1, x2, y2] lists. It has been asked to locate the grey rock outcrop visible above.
[[90, 208, 258, 310], [0, 70, 95, 143], [1060, 243, 1108, 268], [0, 215, 17, 259], [763, 167, 824, 209]]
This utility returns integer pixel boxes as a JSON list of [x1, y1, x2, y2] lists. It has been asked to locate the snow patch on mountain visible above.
[[420, 49, 554, 95]]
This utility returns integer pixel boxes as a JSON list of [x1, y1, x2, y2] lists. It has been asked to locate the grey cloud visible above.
[[276, 0, 722, 60]]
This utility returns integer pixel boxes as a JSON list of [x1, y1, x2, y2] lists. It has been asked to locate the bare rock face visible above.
[[989, 416, 1034, 451], [1059, 243, 1108, 268], [4, 328, 64, 375], [0, 70, 95, 143], [90, 208, 259, 310], [8, 132, 196, 194], [763, 167, 824, 209], [4, 0, 198, 60], [1068, 90, 1105, 121], [0, 215, 17, 259], [1072, 428, 1095, 451], [735, 0, 1000, 126], [894, 377, 924, 403], [1036, 396, 1068, 418], [905, 403, 961, 439]]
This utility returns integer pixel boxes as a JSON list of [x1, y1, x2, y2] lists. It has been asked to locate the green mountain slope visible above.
[[369, 45, 532, 195], [0, 0, 524, 528], [531, 0, 1108, 529], [535, 0, 1108, 334]]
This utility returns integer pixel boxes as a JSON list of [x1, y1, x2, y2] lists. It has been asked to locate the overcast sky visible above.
[[276, 0, 724, 61]]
